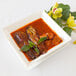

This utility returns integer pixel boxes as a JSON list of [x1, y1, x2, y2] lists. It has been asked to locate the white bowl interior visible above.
[[3, 10, 71, 70]]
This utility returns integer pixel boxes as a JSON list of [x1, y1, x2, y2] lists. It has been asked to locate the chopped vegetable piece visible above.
[[38, 37, 47, 44], [21, 45, 30, 52]]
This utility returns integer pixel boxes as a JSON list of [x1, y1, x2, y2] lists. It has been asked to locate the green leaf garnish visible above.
[[21, 40, 40, 54], [38, 37, 47, 44], [71, 12, 76, 20], [28, 40, 36, 47], [28, 40, 39, 54], [34, 47, 39, 54], [21, 45, 30, 52], [63, 27, 72, 36]]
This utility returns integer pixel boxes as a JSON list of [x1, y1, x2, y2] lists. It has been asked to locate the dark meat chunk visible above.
[[38, 42, 47, 54], [14, 31, 28, 47], [25, 48, 39, 60], [26, 26, 40, 45], [16, 31, 26, 41], [14, 31, 26, 42]]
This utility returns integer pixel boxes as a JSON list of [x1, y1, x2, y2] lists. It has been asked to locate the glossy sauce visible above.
[[10, 18, 63, 61]]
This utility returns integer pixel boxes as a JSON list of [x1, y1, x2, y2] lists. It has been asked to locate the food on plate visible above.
[[10, 18, 63, 61]]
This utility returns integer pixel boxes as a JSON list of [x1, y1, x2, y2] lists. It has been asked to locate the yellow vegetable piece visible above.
[[73, 40, 76, 44]]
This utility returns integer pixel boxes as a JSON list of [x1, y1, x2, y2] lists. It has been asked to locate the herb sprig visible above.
[[21, 40, 39, 54], [21, 37, 47, 54]]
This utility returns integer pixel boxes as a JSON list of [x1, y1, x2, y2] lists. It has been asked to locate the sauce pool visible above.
[[10, 18, 63, 61]]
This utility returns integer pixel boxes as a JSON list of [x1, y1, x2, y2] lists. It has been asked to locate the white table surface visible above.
[[0, 0, 76, 76]]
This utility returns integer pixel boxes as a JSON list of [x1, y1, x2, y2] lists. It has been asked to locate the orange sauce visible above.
[[10, 18, 63, 61]]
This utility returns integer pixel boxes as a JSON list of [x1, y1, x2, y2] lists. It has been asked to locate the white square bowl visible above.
[[3, 10, 71, 70]]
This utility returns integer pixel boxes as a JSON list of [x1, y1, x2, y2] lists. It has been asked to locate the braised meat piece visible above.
[[25, 48, 38, 60], [38, 42, 46, 54], [26, 26, 40, 45], [13, 31, 28, 47]]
